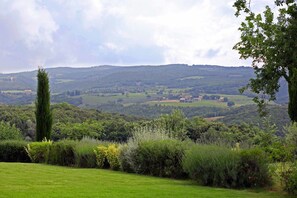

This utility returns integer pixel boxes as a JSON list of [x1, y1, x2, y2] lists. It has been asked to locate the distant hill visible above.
[[0, 64, 289, 104]]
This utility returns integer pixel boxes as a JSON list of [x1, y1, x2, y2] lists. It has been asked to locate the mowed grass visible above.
[[0, 163, 289, 198]]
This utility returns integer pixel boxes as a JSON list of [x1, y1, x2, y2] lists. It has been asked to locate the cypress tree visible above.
[[35, 68, 52, 141]]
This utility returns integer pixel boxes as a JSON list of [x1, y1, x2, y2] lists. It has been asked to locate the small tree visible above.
[[35, 68, 52, 141], [227, 101, 235, 107]]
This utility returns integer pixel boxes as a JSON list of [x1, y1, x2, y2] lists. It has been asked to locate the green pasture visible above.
[[82, 93, 155, 106], [148, 100, 228, 108], [0, 163, 288, 198], [180, 76, 205, 80]]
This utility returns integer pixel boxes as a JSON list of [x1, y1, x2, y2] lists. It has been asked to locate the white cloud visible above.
[[8, 0, 57, 46], [0, 0, 274, 73]]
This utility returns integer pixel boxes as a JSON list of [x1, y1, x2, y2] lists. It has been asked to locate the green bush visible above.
[[0, 121, 22, 140], [118, 144, 135, 173], [26, 140, 52, 163], [183, 144, 240, 187], [106, 144, 120, 170], [94, 145, 108, 168], [0, 140, 30, 162], [74, 138, 99, 168], [237, 148, 271, 187], [118, 125, 174, 173], [182, 145, 272, 188], [94, 144, 120, 170], [131, 139, 187, 178], [281, 163, 297, 195], [52, 120, 103, 141], [285, 123, 297, 158], [47, 140, 76, 166]]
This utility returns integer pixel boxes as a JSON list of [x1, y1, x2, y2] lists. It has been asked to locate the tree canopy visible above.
[[233, 0, 297, 121]]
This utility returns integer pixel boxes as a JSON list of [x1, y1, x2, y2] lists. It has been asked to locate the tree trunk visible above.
[[288, 68, 297, 122]]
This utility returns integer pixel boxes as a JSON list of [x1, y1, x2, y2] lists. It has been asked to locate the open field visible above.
[[82, 93, 155, 106], [219, 94, 255, 106], [148, 100, 228, 108], [0, 163, 290, 198], [78, 90, 259, 110]]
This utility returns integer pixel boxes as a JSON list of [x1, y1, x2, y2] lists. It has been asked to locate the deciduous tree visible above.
[[233, 0, 297, 121]]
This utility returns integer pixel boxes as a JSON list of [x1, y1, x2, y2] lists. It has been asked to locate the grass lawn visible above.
[[0, 163, 290, 198]]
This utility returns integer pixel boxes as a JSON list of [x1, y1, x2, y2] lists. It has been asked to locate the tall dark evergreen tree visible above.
[[35, 68, 52, 141]]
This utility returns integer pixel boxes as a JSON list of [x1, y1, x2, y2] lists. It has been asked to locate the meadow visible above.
[[0, 163, 289, 198]]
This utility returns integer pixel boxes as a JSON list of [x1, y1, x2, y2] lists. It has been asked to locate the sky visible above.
[[0, 0, 273, 73]]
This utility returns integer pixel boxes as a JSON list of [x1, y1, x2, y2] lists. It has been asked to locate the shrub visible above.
[[118, 142, 138, 173], [94, 144, 120, 170], [0, 121, 22, 140], [183, 145, 272, 188], [118, 126, 173, 173], [118, 144, 135, 172], [281, 163, 297, 195], [47, 140, 76, 166], [183, 144, 240, 187], [74, 138, 100, 168], [285, 123, 297, 158], [237, 148, 271, 187], [131, 139, 188, 178], [106, 144, 120, 170], [26, 140, 52, 163], [94, 145, 108, 168], [0, 140, 30, 162]]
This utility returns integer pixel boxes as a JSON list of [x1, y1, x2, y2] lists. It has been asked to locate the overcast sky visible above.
[[0, 0, 273, 73]]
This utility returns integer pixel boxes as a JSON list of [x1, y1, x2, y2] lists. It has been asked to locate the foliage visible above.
[[26, 140, 52, 163], [0, 105, 35, 140], [182, 145, 271, 188], [106, 144, 120, 170], [118, 125, 173, 173], [183, 144, 240, 187], [0, 121, 22, 140], [94, 145, 108, 168], [280, 162, 297, 195], [118, 144, 135, 172], [185, 117, 262, 147], [101, 120, 137, 142], [233, 0, 297, 120], [35, 68, 53, 141], [73, 137, 100, 168], [52, 120, 104, 140], [252, 118, 291, 162], [237, 148, 271, 187], [227, 101, 235, 107], [156, 110, 187, 139], [47, 140, 76, 166], [0, 140, 30, 162], [94, 144, 120, 170], [285, 123, 297, 158], [130, 139, 188, 178]]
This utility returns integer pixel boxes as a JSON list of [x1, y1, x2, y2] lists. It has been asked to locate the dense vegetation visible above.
[[0, 102, 296, 195]]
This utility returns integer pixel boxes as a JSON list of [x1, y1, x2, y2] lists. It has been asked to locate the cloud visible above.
[[0, 0, 271, 73]]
